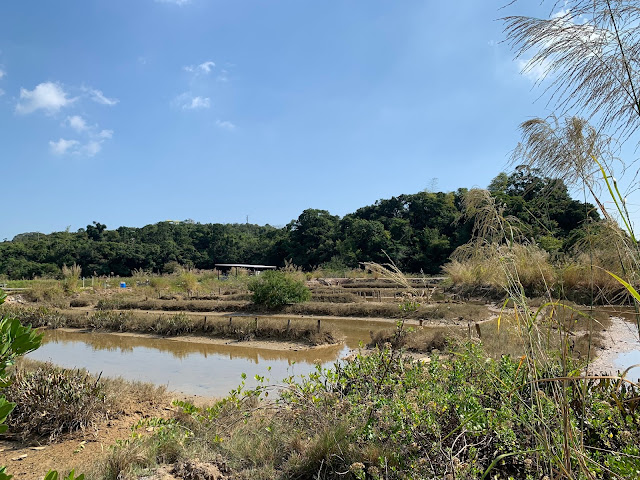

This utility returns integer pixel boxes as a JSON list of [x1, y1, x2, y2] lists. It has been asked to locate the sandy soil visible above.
[[587, 315, 640, 375], [0, 395, 173, 479]]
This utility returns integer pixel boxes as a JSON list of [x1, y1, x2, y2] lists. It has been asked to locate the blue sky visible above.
[[0, 1, 570, 240]]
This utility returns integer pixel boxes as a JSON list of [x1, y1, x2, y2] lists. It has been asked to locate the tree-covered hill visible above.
[[0, 171, 597, 279]]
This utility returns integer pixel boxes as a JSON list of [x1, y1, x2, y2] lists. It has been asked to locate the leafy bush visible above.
[[248, 271, 311, 309]]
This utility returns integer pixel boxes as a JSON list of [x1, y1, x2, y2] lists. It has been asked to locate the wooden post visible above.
[[317, 319, 321, 333], [255, 317, 259, 330], [229, 317, 232, 326], [286, 319, 291, 332], [203, 316, 207, 330], [419, 319, 423, 327]]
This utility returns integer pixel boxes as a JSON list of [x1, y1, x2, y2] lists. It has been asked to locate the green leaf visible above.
[[605, 270, 640, 304], [0, 466, 13, 480]]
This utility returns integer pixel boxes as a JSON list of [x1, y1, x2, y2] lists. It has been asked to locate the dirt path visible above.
[[0, 392, 212, 480]]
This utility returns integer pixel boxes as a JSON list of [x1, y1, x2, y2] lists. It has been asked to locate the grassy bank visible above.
[[87, 297, 488, 323], [0, 305, 339, 346]]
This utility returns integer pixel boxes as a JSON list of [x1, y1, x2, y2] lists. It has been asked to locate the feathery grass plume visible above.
[[511, 116, 616, 210], [61, 262, 82, 294], [504, 1, 640, 142]]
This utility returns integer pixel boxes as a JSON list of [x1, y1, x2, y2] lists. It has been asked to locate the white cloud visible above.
[[49, 138, 79, 155], [0, 69, 5, 80], [84, 87, 118, 106], [187, 96, 210, 109], [174, 92, 210, 110], [54, 119, 114, 157], [67, 115, 88, 132], [83, 141, 102, 157], [215, 119, 235, 131], [198, 61, 215, 73], [518, 57, 554, 84], [16, 82, 74, 115], [0, 88, 4, 97], [184, 60, 216, 74]]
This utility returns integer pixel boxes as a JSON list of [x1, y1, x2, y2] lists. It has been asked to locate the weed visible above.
[[3, 363, 108, 441]]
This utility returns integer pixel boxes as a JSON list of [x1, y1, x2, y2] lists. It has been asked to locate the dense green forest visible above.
[[0, 170, 597, 279]]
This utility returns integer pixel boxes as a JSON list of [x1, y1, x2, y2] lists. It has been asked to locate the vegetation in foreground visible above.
[[87, 341, 639, 480], [2, 360, 167, 443]]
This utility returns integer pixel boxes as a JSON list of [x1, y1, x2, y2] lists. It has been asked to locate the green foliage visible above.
[[43, 469, 84, 480], [109, 343, 640, 479], [488, 169, 598, 252], [248, 271, 311, 309], [0, 178, 599, 278]]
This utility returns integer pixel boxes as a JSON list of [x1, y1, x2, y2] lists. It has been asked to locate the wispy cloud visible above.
[[215, 119, 235, 131], [184, 60, 216, 74], [518, 57, 553, 84], [518, 5, 602, 85], [0, 89, 4, 97], [216, 69, 229, 83], [83, 141, 103, 157], [174, 92, 210, 110], [67, 115, 88, 132], [59, 117, 115, 157], [50, 130, 113, 158], [186, 96, 210, 109], [16, 82, 75, 115], [0, 69, 5, 80], [49, 138, 79, 155], [83, 87, 118, 106]]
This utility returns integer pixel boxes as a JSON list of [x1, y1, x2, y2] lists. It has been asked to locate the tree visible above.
[[86, 221, 107, 241], [286, 209, 340, 269]]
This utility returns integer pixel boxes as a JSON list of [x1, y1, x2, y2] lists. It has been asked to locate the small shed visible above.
[[214, 263, 277, 278]]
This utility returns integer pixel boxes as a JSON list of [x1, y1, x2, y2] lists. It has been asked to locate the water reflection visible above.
[[29, 329, 349, 397], [614, 350, 640, 383]]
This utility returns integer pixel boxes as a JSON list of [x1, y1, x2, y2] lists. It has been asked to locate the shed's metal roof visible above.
[[214, 264, 277, 269]]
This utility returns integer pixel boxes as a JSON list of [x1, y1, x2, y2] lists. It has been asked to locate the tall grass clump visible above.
[[61, 263, 82, 294], [3, 362, 108, 441], [23, 280, 65, 304], [444, 189, 556, 295], [443, 175, 640, 478]]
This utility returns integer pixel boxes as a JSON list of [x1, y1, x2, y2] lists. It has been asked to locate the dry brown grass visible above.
[[3, 359, 167, 442]]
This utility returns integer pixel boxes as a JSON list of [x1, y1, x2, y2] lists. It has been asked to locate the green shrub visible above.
[[248, 271, 311, 309]]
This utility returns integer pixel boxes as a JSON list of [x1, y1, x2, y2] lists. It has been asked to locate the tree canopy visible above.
[[0, 173, 598, 279]]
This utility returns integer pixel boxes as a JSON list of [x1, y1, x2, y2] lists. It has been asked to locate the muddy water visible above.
[[26, 317, 396, 397]]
